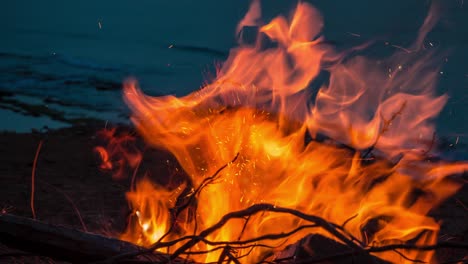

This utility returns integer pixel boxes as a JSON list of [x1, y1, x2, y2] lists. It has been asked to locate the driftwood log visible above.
[[1, 212, 466, 263], [0, 213, 183, 263]]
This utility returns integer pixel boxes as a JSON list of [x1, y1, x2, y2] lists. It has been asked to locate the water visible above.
[[1, 0, 466, 158]]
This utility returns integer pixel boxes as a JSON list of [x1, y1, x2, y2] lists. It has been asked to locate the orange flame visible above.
[[113, 2, 467, 263], [94, 128, 142, 180]]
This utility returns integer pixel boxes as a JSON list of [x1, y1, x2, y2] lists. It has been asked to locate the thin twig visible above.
[[112, 204, 468, 263], [38, 179, 88, 232], [163, 152, 240, 243], [341, 214, 358, 230], [226, 250, 241, 264], [168, 204, 360, 261], [392, 248, 426, 263], [99, 153, 240, 264], [269, 241, 468, 264], [179, 244, 275, 256], [367, 241, 468, 252], [237, 216, 251, 241]]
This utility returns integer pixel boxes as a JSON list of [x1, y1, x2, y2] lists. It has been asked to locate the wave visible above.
[[0, 51, 122, 72], [168, 44, 228, 58], [52, 53, 121, 72]]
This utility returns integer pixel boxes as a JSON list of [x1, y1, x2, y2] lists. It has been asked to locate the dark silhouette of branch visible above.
[[268, 241, 468, 264], [163, 152, 240, 242], [168, 204, 361, 261], [111, 205, 468, 263], [367, 241, 468, 252], [179, 244, 276, 256], [100, 153, 240, 263], [391, 249, 426, 263], [5, 208, 467, 264], [237, 215, 251, 241], [341, 214, 358, 229]]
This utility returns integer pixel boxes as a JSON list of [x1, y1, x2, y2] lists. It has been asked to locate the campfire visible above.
[[1, 1, 467, 264]]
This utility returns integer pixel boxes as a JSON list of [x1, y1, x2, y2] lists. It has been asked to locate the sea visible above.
[[1, 0, 467, 159]]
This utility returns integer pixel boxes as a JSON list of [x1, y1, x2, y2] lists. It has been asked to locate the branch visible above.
[[107, 202, 468, 263], [164, 152, 240, 241], [269, 241, 468, 264], [102, 153, 240, 263], [168, 204, 361, 261]]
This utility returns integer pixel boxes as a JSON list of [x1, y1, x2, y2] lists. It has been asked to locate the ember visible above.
[[95, 1, 468, 263]]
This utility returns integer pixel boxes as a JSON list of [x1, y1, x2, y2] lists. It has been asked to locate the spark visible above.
[[31, 140, 44, 220], [168, 44, 174, 48], [347, 32, 361, 37], [391, 44, 412, 54], [455, 198, 468, 211], [98, 20, 102, 29]]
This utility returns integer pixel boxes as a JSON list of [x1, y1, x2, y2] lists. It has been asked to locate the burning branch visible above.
[[2, 204, 467, 263], [165, 153, 241, 241], [168, 204, 361, 260], [97, 201, 468, 263], [106, 130, 468, 263], [172, 152, 241, 220], [267, 241, 468, 264]]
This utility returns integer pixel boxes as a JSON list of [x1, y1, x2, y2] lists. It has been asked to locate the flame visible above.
[[120, 179, 183, 250], [104, 2, 468, 263], [94, 128, 142, 180]]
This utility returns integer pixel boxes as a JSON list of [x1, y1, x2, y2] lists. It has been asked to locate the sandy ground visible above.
[[0, 124, 186, 234]]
